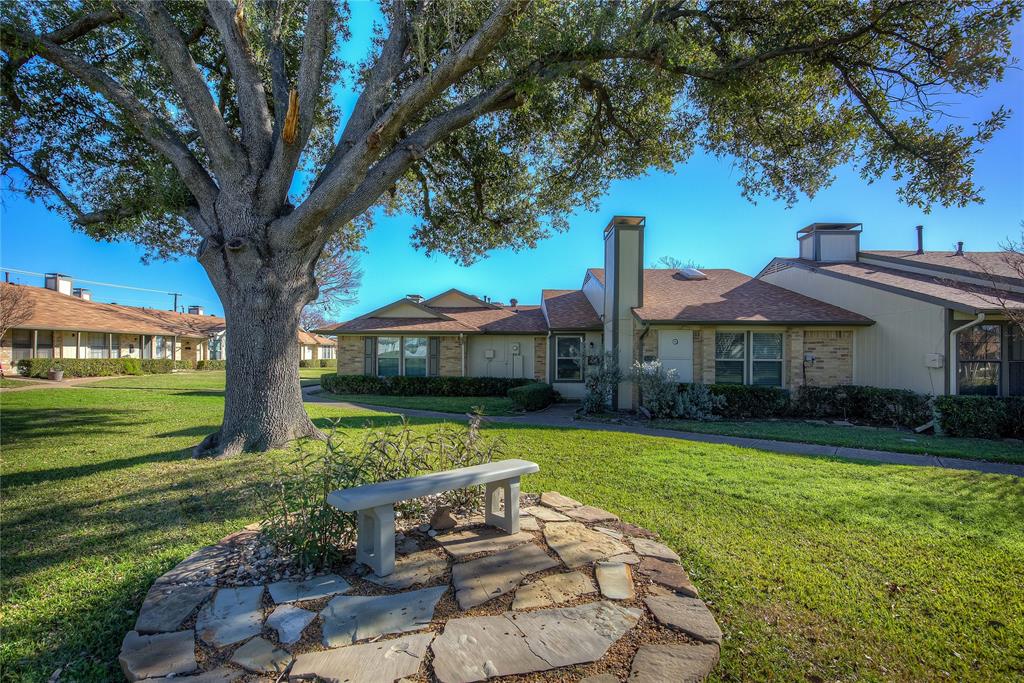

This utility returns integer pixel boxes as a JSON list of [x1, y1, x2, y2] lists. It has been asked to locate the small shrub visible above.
[[139, 359, 175, 374], [299, 359, 313, 368], [427, 413, 504, 510], [794, 385, 932, 428], [632, 360, 683, 418], [508, 382, 556, 411], [582, 353, 621, 415], [173, 359, 195, 370], [320, 373, 534, 397], [361, 418, 432, 519], [320, 359, 331, 368], [934, 395, 1023, 439], [122, 358, 143, 375], [196, 359, 226, 370], [677, 383, 726, 420], [707, 384, 791, 419]]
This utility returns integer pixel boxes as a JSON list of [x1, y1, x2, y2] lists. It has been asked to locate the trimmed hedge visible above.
[[320, 359, 332, 368], [174, 360, 195, 370], [508, 383, 556, 411], [196, 359, 226, 370], [705, 384, 791, 419], [299, 359, 314, 368], [793, 385, 933, 428], [320, 373, 534, 397], [934, 395, 1024, 439], [17, 357, 174, 378]]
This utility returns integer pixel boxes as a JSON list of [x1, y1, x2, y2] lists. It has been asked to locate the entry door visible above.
[[658, 330, 693, 382]]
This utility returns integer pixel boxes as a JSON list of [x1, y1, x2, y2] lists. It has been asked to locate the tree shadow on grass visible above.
[[0, 406, 140, 443]]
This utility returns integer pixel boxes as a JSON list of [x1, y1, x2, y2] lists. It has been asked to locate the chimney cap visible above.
[[603, 215, 646, 233], [797, 222, 862, 234]]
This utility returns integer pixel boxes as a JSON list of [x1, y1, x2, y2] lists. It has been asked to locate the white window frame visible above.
[[402, 336, 428, 377], [714, 331, 747, 385], [554, 334, 584, 382], [750, 332, 784, 387]]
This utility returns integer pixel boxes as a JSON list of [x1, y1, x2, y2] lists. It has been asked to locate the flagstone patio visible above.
[[119, 491, 722, 682]]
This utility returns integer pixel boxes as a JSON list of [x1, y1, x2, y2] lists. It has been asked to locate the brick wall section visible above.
[[692, 329, 704, 383], [700, 329, 716, 384], [533, 336, 546, 381], [802, 330, 854, 386], [439, 335, 463, 376], [786, 329, 805, 389], [337, 336, 364, 375]]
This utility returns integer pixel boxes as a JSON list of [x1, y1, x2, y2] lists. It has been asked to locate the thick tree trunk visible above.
[[194, 210, 324, 457]]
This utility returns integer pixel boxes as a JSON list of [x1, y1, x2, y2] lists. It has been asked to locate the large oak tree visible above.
[[2, 0, 1019, 455]]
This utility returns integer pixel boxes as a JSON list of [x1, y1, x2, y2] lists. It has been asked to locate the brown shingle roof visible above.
[[860, 250, 1023, 281], [783, 259, 1024, 312], [624, 268, 872, 324], [323, 302, 547, 335], [542, 290, 602, 330]]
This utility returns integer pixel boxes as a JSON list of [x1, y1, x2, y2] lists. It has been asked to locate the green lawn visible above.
[[321, 392, 517, 416], [658, 418, 1024, 464], [2, 384, 1022, 681], [0, 377, 34, 388]]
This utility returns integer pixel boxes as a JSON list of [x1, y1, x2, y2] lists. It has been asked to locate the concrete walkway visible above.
[[304, 387, 1024, 477]]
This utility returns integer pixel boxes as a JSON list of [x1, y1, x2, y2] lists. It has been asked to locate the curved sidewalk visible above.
[[303, 387, 1024, 477]]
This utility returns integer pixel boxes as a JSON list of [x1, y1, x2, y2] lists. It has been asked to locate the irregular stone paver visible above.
[[540, 491, 582, 509], [291, 633, 434, 683], [195, 586, 263, 647], [519, 515, 540, 531], [627, 643, 720, 682], [566, 505, 619, 524], [432, 614, 550, 683], [594, 526, 624, 539], [452, 543, 558, 609], [608, 552, 641, 565], [630, 537, 681, 562], [543, 522, 630, 568], [615, 522, 658, 539], [522, 505, 570, 522], [435, 528, 534, 559], [154, 544, 233, 586], [266, 604, 315, 645], [364, 550, 448, 590], [645, 594, 723, 644], [320, 585, 446, 646], [396, 535, 420, 554], [145, 667, 240, 682], [135, 585, 213, 634], [595, 561, 634, 600], [509, 601, 641, 669], [512, 571, 596, 610], [267, 573, 350, 603], [119, 630, 197, 681], [230, 636, 291, 673], [638, 557, 698, 597]]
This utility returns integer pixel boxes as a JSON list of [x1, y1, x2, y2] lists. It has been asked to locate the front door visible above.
[[658, 330, 693, 382]]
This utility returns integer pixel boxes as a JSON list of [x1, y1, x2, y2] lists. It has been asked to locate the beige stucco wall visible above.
[[762, 267, 947, 394]]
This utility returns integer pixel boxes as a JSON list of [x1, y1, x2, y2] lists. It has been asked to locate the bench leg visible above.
[[485, 477, 521, 534], [355, 504, 396, 577]]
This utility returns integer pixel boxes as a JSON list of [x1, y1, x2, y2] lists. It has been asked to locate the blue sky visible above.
[[1, 6, 1021, 319]]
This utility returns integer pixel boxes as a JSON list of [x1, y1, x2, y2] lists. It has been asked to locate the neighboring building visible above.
[[0, 276, 336, 367], [758, 223, 1024, 397], [320, 216, 873, 408]]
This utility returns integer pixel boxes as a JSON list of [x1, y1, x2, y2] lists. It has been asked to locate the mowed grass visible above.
[[1, 383, 1022, 681], [321, 392, 517, 416], [659, 418, 1024, 464], [0, 378, 34, 388]]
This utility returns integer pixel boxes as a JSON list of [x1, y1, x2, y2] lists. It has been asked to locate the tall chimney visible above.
[[955, 241, 964, 256], [915, 225, 924, 254], [44, 273, 73, 295], [603, 215, 646, 410]]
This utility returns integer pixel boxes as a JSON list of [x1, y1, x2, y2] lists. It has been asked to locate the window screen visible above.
[[404, 337, 428, 377], [958, 324, 1000, 395], [751, 332, 783, 386], [715, 332, 745, 384], [555, 336, 583, 381], [377, 337, 400, 376]]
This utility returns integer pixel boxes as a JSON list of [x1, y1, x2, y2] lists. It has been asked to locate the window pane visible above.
[[34, 330, 53, 359], [958, 324, 1001, 361], [715, 332, 745, 360], [556, 336, 582, 359], [557, 358, 581, 380], [403, 337, 427, 377], [752, 333, 783, 360], [715, 360, 744, 384], [377, 337, 400, 376], [752, 361, 782, 386], [958, 361, 999, 395], [88, 332, 108, 359], [12, 329, 31, 361], [154, 336, 167, 359]]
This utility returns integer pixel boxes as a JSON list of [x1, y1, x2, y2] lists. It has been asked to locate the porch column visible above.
[[107, 333, 113, 359], [32, 330, 37, 357], [76, 333, 81, 359]]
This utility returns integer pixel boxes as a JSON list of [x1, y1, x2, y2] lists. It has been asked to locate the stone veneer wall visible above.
[[801, 330, 854, 386], [439, 336, 463, 376], [533, 336, 546, 381], [337, 336, 364, 375]]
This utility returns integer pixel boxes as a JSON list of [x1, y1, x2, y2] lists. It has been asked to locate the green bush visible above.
[[196, 359, 226, 370], [705, 384, 791, 419], [793, 385, 933, 428], [17, 357, 175, 378], [319, 359, 331, 368], [299, 359, 313, 368], [173, 360, 195, 370], [507, 382, 556, 411], [320, 373, 534, 397], [935, 395, 1024, 439], [677, 383, 726, 420]]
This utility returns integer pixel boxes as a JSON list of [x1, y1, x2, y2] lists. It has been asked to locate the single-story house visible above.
[[0, 275, 336, 367], [319, 216, 875, 409], [757, 223, 1024, 397]]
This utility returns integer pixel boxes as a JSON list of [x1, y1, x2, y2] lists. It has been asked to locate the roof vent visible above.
[[406, 294, 423, 303], [188, 305, 204, 315], [955, 241, 964, 256], [678, 267, 708, 280], [44, 272, 73, 295], [73, 287, 92, 301], [510, 297, 518, 311]]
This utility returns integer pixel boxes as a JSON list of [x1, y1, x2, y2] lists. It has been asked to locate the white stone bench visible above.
[[328, 459, 540, 576]]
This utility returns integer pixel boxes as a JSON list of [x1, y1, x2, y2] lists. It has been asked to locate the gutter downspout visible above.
[[459, 333, 466, 377], [948, 313, 985, 395], [546, 330, 552, 383]]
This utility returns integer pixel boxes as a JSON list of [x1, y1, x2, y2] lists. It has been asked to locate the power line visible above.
[[0, 266, 193, 297]]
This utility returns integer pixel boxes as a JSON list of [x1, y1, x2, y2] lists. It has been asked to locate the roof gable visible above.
[[423, 289, 498, 309], [362, 298, 449, 319]]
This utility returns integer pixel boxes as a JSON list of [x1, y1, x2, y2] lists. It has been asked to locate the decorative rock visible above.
[[431, 505, 458, 530], [290, 633, 434, 683], [418, 523, 431, 532], [566, 505, 619, 524], [267, 573, 350, 603], [432, 602, 638, 683], [595, 561, 634, 600], [580, 675, 620, 683], [630, 537, 681, 562], [594, 526, 624, 539], [135, 585, 213, 634], [364, 550, 448, 590], [614, 522, 658, 539], [512, 571, 596, 610], [266, 604, 315, 644], [230, 636, 291, 674], [645, 594, 723, 644], [627, 643, 720, 682], [320, 585, 446, 646], [638, 557, 698, 597], [519, 515, 540, 531], [608, 552, 641, 565], [396, 535, 420, 554], [195, 586, 263, 647], [118, 630, 197, 682], [452, 543, 557, 609], [435, 527, 533, 559], [522, 505, 570, 522], [543, 522, 630, 568], [540, 491, 582, 509], [144, 667, 240, 682]]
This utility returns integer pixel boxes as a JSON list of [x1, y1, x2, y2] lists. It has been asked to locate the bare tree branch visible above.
[[0, 282, 36, 341]]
